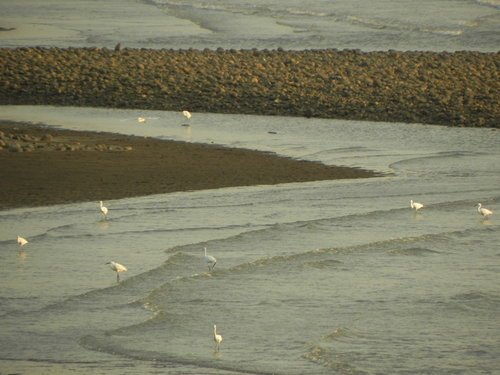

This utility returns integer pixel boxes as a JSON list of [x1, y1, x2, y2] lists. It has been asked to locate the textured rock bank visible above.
[[0, 47, 498, 127]]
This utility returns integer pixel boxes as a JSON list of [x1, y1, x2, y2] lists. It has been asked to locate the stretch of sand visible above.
[[0, 122, 378, 209], [0, 47, 498, 127]]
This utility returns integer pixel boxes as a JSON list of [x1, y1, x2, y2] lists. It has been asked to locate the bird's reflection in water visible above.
[[212, 350, 223, 359], [480, 218, 493, 226], [183, 124, 192, 141], [99, 220, 110, 230]]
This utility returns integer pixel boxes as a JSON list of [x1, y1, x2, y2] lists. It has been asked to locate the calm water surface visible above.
[[1, 0, 498, 51], [0, 106, 499, 374]]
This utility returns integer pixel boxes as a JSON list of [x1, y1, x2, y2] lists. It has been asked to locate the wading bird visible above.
[[477, 203, 493, 217], [17, 235, 28, 247], [106, 261, 127, 281], [410, 199, 424, 211], [100, 201, 108, 220], [182, 110, 192, 120], [213, 324, 223, 351], [204, 247, 217, 271]]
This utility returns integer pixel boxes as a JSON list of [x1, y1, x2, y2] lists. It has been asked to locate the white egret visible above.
[[182, 110, 192, 120], [213, 324, 223, 351], [106, 261, 127, 281], [410, 199, 424, 211], [17, 235, 28, 247], [100, 201, 108, 219], [204, 247, 217, 271], [137, 117, 146, 123], [477, 203, 493, 217]]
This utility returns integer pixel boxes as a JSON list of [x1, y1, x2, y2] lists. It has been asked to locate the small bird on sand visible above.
[[213, 324, 223, 351], [477, 203, 493, 217], [17, 235, 28, 247], [106, 261, 128, 281], [410, 199, 424, 211]]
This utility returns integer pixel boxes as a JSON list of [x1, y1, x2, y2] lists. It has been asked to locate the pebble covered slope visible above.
[[1, 47, 498, 127]]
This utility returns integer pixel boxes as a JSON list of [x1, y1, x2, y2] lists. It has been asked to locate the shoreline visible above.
[[0, 48, 498, 128], [0, 121, 379, 210]]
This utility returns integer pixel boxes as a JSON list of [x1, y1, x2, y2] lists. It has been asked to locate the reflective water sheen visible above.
[[1, 0, 499, 51], [0, 106, 499, 374]]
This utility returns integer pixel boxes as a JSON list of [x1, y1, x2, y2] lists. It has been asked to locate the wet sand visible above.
[[0, 122, 378, 210]]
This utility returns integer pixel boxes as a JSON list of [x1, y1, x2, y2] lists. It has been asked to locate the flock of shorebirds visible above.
[[15, 189, 225, 351], [12, 197, 495, 351], [137, 109, 191, 125], [14, 198, 493, 350], [409, 199, 493, 219], [94, 200, 217, 281]]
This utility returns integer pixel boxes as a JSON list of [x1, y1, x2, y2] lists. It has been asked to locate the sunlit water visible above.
[[1, 0, 499, 373], [0, 106, 499, 374], [0, 0, 499, 51]]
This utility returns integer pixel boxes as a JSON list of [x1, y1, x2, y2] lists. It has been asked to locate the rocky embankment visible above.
[[0, 47, 498, 127], [0, 127, 132, 153]]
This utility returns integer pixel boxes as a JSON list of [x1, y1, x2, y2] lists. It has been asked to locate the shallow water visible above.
[[0, 0, 498, 51], [0, 106, 499, 374]]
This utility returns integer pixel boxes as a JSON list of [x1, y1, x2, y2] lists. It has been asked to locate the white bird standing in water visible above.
[[204, 247, 217, 271], [137, 117, 146, 123], [182, 110, 192, 120], [213, 324, 223, 351], [17, 235, 28, 247], [106, 261, 127, 281], [100, 201, 108, 220], [477, 203, 493, 217], [410, 199, 424, 211]]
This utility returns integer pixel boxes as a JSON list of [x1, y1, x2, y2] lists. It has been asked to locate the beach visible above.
[[1, 109, 498, 375], [1, 1, 499, 374], [0, 121, 376, 210]]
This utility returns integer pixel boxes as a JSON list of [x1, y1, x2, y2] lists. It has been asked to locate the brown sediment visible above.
[[0, 122, 379, 210], [0, 47, 498, 127]]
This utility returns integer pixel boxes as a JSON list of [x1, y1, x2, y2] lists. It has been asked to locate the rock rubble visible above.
[[1, 47, 498, 127], [0, 128, 132, 153]]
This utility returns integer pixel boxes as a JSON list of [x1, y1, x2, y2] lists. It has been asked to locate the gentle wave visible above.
[[303, 328, 361, 373], [475, 0, 500, 9], [388, 150, 484, 169], [451, 291, 500, 306], [80, 334, 287, 375], [0, 252, 195, 318], [304, 259, 343, 269], [386, 247, 440, 256], [163, 227, 483, 278], [0, 296, 42, 316], [346, 15, 466, 36]]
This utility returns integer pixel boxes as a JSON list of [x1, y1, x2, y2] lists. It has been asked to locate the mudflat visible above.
[[0, 122, 378, 210]]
